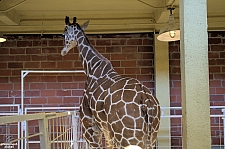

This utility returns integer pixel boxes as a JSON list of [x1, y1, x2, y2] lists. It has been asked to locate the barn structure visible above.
[[0, 0, 225, 149]]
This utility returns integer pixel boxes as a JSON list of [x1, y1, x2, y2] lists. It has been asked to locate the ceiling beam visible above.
[[1, 19, 225, 35], [155, 8, 170, 23], [0, 10, 20, 25], [0, 22, 156, 34], [154, 0, 178, 23]]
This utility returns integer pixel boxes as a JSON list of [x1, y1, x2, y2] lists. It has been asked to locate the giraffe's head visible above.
[[61, 16, 89, 56]]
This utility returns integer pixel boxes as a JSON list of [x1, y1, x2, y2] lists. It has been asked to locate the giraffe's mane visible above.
[[75, 22, 103, 60], [75, 23, 91, 45]]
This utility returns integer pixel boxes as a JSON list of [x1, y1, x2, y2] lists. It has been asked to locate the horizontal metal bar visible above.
[[21, 70, 85, 73], [27, 141, 40, 144], [161, 106, 225, 110], [25, 107, 80, 110], [0, 113, 20, 116], [0, 104, 20, 107], [161, 115, 225, 118]]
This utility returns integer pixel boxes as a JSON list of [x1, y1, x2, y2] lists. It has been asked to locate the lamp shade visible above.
[[0, 37, 6, 42], [157, 14, 180, 42], [0, 33, 6, 42]]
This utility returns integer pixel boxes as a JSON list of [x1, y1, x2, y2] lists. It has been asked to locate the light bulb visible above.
[[169, 31, 176, 38]]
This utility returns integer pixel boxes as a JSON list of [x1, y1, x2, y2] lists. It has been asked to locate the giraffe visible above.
[[61, 16, 161, 149]]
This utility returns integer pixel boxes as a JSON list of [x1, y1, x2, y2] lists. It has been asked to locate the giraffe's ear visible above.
[[65, 16, 70, 25], [81, 20, 90, 30], [72, 17, 77, 25]]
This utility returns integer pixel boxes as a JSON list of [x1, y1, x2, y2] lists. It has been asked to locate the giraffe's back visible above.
[[88, 77, 160, 148]]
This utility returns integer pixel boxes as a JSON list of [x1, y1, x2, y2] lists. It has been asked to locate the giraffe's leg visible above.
[[140, 85, 160, 149], [80, 97, 103, 149], [104, 131, 114, 149], [105, 141, 114, 149], [146, 105, 160, 149], [83, 121, 103, 149], [147, 127, 159, 149]]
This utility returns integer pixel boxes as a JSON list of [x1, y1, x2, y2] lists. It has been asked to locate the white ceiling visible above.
[[0, 0, 225, 35]]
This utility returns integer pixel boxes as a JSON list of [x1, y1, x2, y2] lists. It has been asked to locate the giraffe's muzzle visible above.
[[61, 48, 68, 56], [61, 40, 77, 56]]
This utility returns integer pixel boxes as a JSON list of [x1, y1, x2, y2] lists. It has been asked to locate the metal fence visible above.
[[0, 104, 21, 149], [0, 111, 87, 149], [1, 105, 225, 149], [24, 107, 87, 149], [158, 106, 225, 149]]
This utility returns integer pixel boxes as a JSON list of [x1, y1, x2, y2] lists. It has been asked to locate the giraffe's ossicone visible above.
[[61, 16, 161, 149]]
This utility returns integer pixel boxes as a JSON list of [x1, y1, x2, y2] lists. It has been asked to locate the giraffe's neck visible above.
[[75, 30, 116, 80]]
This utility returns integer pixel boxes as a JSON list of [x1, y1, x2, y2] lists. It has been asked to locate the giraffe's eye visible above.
[[64, 26, 70, 32]]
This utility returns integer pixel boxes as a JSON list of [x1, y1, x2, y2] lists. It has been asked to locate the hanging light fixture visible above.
[[157, 8, 180, 42], [0, 33, 6, 42]]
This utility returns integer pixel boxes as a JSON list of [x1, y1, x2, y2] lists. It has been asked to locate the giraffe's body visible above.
[[61, 16, 160, 149]]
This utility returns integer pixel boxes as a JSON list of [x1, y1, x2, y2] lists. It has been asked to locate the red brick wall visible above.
[[0, 32, 224, 148], [169, 31, 225, 147], [209, 32, 225, 106], [0, 33, 154, 109], [169, 32, 225, 107]]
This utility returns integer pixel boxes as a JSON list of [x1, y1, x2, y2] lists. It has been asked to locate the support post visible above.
[[72, 111, 78, 149], [179, 0, 211, 148], [222, 109, 225, 149], [38, 118, 50, 149], [154, 34, 171, 148], [25, 121, 29, 149]]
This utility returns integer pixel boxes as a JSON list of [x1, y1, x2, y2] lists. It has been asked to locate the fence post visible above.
[[222, 109, 225, 149], [72, 111, 78, 149], [25, 121, 29, 149], [38, 117, 50, 149]]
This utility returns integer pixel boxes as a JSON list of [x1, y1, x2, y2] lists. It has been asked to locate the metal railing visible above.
[[0, 106, 225, 149], [24, 107, 88, 149], [158, 106, 225, 149], [0, 111, 83, 149], [0, 104, 21, 149]]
